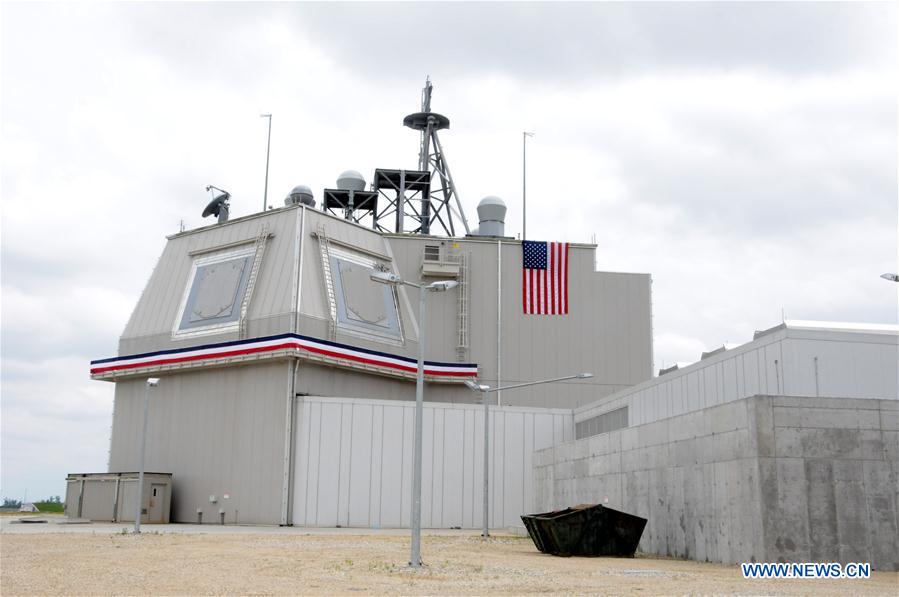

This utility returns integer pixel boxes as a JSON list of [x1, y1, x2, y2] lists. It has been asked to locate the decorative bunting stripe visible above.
[[90, 333, 478, 381]]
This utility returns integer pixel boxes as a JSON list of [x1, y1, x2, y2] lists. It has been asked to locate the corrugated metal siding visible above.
[[292, 396, 573, 529], [388, 237, 653, 409], [114, 209, 651, 411], [107, 362, 290, 524], [574, 328, 899, 433], [120, 208, 300, 354]]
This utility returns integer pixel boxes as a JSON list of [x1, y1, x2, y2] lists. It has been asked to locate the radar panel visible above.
[[175, 247, 255, 336], [325, 248, 403, 344]]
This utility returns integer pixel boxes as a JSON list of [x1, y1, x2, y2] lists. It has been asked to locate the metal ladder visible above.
[[316, 224, 339, 339], [456, 252, 470, 361], [239, 225, 269, 338]]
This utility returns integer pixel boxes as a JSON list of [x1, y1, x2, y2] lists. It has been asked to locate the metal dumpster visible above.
[[521, 504, 647, 557]]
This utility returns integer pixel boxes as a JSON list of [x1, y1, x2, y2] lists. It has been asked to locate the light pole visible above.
[[465, 372, 593, 539], [522, 131, 534, 240], [134, 377, 159, 534], [370, 271, 459, 568], [261, 113, 272, 211]]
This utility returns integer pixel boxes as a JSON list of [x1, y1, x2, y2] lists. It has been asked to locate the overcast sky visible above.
[[2, 2, 896, 501]]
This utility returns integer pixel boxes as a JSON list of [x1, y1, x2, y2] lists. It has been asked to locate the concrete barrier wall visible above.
[[534, 395, 898, 570]]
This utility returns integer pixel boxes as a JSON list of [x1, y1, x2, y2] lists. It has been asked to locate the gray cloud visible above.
[[288, 2, 896, 80], [1, 1, 896, 500]]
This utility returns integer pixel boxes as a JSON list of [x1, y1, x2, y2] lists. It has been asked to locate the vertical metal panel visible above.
[[292, 397, 574, 528], [442, 408, 465, 527], [369, 405, 384, 527], [108, 362, 289, 524], [348, 404, 373, 526], [379, 405, 405, 527]]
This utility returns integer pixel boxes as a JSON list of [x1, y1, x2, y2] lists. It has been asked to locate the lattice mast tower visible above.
[[402, 78, 470, 236]]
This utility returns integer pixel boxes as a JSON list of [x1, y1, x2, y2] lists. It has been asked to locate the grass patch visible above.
[[35, 502, 64, 513]]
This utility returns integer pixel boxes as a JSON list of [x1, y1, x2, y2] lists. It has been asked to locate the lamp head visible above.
[[370, 271, 403, 286], [464, 380, 489, 392], [147, 377, 160, 387], [427, 280, 459, 292], [576, 373, 593, 379]]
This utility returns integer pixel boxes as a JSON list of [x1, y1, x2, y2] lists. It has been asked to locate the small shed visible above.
[[65, 472, 172, 523]]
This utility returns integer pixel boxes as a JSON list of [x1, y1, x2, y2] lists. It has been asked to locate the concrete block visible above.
[[773, 396, 881, 410], [532, 447, 553, 468], [749, 396, 776, 458], [702, 429, 751, 463], [572, 458, 589, 478], [637, 418, 670, 448], [555, 442, 574, 462], [598, 473, 623, 509], [883, 431, 899, 461], [831, 460, 871, 564], [619, 427, 639, 452], [673, 438, 702, 467], [804, 459, 840, 562], [774, 406, 881, 430], [862, 461, 899, 571], [878, 400, 898, 411], [757, 457, 779, 555], [769, 458, 811, 562], [712, 461, 730, 564], [734, 458, 764, 564], [709, 400, 749, 434], [775, 427, 883, 460], [586, 454, 613, 477], [586, 432, 610, 456], [670, 410, 706, 442], [555, 460, 574, 480], [681, 464, 704, 561], [881, 409, 899, 431], [669, 466, 686, 558]]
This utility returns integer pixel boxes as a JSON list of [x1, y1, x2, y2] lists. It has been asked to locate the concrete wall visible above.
[[534, 395, 898, 570]]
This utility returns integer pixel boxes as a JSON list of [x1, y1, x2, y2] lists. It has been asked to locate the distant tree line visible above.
[[2, 495, 62, 508]]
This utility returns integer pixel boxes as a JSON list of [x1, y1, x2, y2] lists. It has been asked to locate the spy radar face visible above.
[[175, 251, 255, 334], [325, 251, 403, 343], [190, 260, 248, 321], [338, 260, 389, 327]]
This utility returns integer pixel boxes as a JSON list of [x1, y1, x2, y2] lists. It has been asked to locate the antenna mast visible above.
[[402, 78, 470, 236]]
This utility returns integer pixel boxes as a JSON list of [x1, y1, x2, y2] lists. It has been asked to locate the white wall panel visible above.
[[574, 328, 897, 436], [293, 397, 573, 529]]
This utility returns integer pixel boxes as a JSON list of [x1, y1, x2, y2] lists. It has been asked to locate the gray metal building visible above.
[[94, 204, 653, 525]]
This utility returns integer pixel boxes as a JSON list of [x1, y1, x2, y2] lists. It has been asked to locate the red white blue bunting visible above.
[[90, 333, 477, 382]]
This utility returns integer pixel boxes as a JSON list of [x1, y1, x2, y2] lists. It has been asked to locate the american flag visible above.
[[522, 241, 569, 315]]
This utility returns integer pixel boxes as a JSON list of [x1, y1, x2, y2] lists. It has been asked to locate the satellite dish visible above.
[[202, 190, 231, 223]]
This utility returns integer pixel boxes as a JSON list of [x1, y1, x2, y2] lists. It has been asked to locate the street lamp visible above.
[[522, 131, 535, 240], [880, 273, 899, 282], [261, 113, 272, 211], [134, 377, 160, 534], [370, 270, 459, 568], [464, 372, 593, 539]]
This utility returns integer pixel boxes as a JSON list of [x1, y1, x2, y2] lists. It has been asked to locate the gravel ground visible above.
[[1, 522, 897, 595]]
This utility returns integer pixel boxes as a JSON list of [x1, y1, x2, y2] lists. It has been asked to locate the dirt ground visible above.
[[2, 528, 897, 596]]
